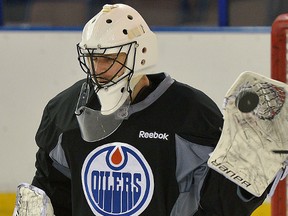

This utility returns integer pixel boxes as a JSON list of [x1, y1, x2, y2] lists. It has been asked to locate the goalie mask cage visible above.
[[271, 13, 288, 216]]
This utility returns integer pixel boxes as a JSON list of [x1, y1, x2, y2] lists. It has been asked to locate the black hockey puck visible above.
[[235, 91, 259, 113]]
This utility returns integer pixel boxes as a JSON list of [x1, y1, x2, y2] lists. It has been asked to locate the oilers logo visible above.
[[82, 142, 154, 216]]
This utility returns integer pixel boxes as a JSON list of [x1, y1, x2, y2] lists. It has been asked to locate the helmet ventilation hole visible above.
[[106, 19, 112, 24], [141, 59, 146, 65], [123, 29, 128, 35], [127, 15, 133, 20], [142, 47, 147, 53]]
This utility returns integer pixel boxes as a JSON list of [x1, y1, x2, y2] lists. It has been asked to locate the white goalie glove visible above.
[[13, 183, 55, 216], [208, 71, 288, 197]]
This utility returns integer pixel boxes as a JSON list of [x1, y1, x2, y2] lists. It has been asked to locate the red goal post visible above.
[[271, 13, 288, 216]]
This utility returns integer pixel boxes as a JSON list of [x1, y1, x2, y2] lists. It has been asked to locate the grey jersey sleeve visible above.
[[49, 133, 71, 179], [171, 134, 214, 216]]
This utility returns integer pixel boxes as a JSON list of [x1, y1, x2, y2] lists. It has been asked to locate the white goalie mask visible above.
[[76, 4, 158, 141]]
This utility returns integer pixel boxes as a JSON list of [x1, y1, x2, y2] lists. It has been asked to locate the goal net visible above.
[[271, 13, 288, 216]]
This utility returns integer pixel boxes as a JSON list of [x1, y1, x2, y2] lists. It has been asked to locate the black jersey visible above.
[[32, 73, 267, 216]]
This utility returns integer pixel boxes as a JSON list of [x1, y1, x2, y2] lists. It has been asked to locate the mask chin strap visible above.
[[93, 68, 145, 116], [126, 71, 134, 101], [94, 75, 130, 115]]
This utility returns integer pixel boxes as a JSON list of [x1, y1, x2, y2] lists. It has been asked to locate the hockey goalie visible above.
[[13, 71, 288, 216], [12, 3, 288, 216]]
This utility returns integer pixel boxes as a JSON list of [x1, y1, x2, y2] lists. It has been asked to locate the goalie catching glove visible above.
[[208, 71, 288, 197]]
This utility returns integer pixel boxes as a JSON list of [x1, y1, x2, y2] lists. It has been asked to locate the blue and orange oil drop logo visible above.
[[82, 142, 154, 216]]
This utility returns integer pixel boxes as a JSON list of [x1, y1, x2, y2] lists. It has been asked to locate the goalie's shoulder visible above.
[[48, 79, 86, 109], [44, 79, 86, 129], [35, 79, 86, 151], [171, 80, 221, 114], [168, 80, 223, 146]]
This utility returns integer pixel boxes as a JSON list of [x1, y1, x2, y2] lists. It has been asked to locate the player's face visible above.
[[89, 52, 127, 84]]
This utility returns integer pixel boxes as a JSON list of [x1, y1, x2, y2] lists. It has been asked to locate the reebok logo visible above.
[[139, 131, 169, 140]]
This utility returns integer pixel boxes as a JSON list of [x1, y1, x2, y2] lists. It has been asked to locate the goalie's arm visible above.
[[195, 168, 269, 216], [32, 148, 72, 216], [31, 81, 82, 216]]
